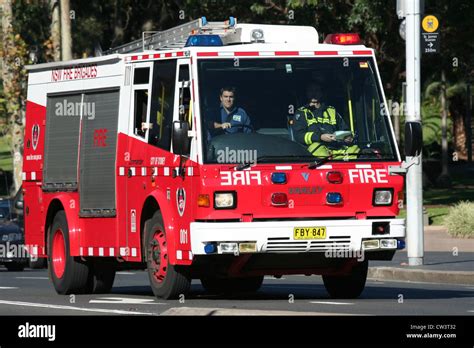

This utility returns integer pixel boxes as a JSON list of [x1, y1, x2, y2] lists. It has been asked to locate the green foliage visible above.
[[421, 99, 452, 148], [11, 1, 50, 62], [0, 135, 13, 171], [444, 201, 474, 238]]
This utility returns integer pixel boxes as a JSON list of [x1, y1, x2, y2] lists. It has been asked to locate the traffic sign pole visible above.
[[405, 0, 424, 266]]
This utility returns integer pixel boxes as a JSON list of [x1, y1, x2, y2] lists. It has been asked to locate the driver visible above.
[[209, 86, 252, 135], [293, 83, 359, 158]]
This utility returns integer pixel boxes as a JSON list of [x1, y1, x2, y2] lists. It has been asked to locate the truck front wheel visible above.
[[322, 259, 368, 299], [145, 212, 190, 299], [48, 211, 89, 294]]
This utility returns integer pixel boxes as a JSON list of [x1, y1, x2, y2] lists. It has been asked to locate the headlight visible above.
[[214, 191, 237, 209], [373, 189, 393, 206]]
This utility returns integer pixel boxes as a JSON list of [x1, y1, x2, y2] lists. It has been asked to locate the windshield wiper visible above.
[[234, 155, 314, 170], [306, 151, 393, 169], [235, 161, 256, 171], [307, 155, 334, 169]]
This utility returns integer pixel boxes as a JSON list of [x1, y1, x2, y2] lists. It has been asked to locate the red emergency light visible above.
[[324, 33, 361, 45]]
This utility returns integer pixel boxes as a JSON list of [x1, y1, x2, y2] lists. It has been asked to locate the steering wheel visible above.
[[227, 124, 254, 133]]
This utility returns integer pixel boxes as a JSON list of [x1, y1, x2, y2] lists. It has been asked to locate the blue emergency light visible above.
[[185, 35, 223, 47], [326, 192, 343, 205], [271, 172, 287, 184]]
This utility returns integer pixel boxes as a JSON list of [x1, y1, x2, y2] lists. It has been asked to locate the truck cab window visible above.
[[179, 84, 192, 125], [134, 89, 148, 138], [148, 60, 177, 150], [177, 64, 192, 126], [134, 67, 150, 84]]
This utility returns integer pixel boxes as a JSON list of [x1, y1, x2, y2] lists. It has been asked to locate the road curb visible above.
[[368, 267, 474, 285]]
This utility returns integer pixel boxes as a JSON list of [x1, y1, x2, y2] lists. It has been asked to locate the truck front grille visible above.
[[264, 236, 351, 253]]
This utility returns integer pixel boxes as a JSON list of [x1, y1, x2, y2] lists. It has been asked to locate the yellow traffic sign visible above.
[[422, 15, 439, 33]]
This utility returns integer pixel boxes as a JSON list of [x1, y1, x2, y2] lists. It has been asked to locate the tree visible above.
[[60, 0, 72, 60], [51, 0, 60, 61], [0, 0, 29, 193]]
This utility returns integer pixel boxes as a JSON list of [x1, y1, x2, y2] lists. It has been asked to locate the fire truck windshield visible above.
[[198, 57, 398, 164]]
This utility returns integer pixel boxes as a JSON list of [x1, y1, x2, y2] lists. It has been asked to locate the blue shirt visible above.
[[220, 105, 251, 134]]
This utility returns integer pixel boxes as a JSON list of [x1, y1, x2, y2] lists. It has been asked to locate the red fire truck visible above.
[[23, 18, 421, 299]]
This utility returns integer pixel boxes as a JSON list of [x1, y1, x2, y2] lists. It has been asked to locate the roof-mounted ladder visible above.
[[105, 17, 238, 54]]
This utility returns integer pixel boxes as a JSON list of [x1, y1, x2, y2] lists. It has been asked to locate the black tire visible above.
[[145, 211, 191, 299], [87, 260, 116, 294], [48, 211, 89, 295], [200, 276, 264, 294], [322, 259, 368, 299], [5, 262, 25, 272], [29, 257, 46, 269]]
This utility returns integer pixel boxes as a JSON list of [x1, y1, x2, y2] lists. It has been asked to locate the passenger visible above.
[[208, 87, 252, 135]]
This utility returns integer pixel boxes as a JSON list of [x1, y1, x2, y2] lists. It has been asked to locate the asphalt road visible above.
[[0, 266, 473, 316]]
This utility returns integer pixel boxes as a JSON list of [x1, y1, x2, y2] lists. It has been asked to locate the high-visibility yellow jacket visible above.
[[293, 104, 348, 146]]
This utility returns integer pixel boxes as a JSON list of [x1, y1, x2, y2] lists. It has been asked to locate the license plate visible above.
[[293, 227, 326, 240]]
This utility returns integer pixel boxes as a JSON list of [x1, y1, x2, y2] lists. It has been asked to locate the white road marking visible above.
[[310, 301, 354, 305], [116, 272, 136, 275], [264, 276, 286, 280], [0, 300, 157, 315], [0, 287, 19, 290], [16, 277, 49, 280], [89, 297, 165, 305]]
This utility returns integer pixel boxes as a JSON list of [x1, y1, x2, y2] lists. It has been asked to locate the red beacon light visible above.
[[324, 33, 361, 45]]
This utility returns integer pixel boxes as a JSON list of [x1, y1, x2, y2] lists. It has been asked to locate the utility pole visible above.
[[404, 0, 424, 266]]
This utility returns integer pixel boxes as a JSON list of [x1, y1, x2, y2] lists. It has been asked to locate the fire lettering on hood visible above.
[[348, 169, 388, 184], [221, 171, 262, 186]]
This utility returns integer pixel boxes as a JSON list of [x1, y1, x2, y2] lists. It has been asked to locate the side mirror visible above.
[[405, 121, 423, 157], [172, 120, 191, 156]]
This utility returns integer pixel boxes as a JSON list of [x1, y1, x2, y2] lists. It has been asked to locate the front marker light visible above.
[[219, 242, 238, 253], [214, 191, 236, 209], [239, 242, 257, 253], [373, 189, 393, 206], [380, 239, 397, 249], [362, 239, 380, 250]]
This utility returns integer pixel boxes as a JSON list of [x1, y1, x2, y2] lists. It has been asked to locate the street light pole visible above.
[[405, 0, 424, 266]]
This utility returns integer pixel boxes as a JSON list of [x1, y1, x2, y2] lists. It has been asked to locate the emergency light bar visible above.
[[185, 34, 223, 47], [323, 33, 361, 45]]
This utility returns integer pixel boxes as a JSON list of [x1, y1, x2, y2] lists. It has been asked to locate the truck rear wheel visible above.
[[200, 276, 264, 294], [322, 259, 368, 299], [145, 212, 190, 299], [48, 211, 89, 295]]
